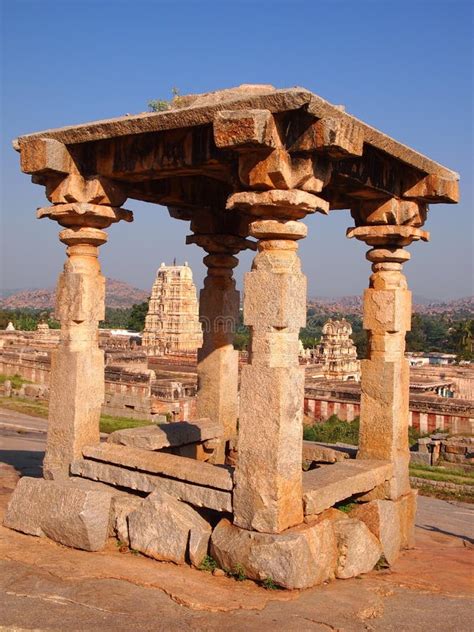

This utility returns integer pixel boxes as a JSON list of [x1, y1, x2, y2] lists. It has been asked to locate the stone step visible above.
[[71, 459, 232, 513], [82, 443, 233, 491], [303, 459, 393, 516], [107, 418, 221, 451], [302, 441, 349, 463]]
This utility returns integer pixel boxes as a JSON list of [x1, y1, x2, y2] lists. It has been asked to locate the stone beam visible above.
[[288, 116, 364, 158], [20, 138, 78, 176], [326, 146, 459, 205], [75, 126, 230, 182]]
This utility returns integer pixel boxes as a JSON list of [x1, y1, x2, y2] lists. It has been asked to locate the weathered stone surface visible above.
[[303, 460, 393, 516], [239, 148, 293, 190], [46, 174, 127, 206], [235, 365, 304, 533], [410, 452, 431, 466], [44, 345, 104, 479], [210, 518, 338, 589], [333, 519, 383, 579], [196, 254, 240, 462], [214, 109, 278, 149], [111, 494, 144, 545], [399, 489, 417, 549], [302, 441, 349, 463], [107, 419, 221, 451], [41, 202, 131, 478], [304, 507, 349, 525], [226, 189, 328, 218], [403, 173, 459, 203], [20, 137, 74, 175], [349, 236, 417, 501], [128, 490, 211, 566], [71, 459, 232, 512], [289, 117, 364, 157], [350, 499, 401, 565], [82, 443, 233, 490], [350, 492, 417, 565], [249, 219, 307, 240], [3, 477, 114, 551]]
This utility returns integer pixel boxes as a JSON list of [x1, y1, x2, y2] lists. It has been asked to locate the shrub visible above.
[[303, 415, 360, 446]]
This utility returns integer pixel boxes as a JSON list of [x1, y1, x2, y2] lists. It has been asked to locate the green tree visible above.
[[127, 301, 149, 332], [449, 319, 474, 360]]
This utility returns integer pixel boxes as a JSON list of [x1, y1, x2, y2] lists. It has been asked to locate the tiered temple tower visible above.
[[142, 262, 202, 354], [313, 319, 361, 381]]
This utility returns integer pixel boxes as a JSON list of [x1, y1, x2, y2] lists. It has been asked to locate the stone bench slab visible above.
[[303, 459, 393, 516], [82, 443, 233, 491], [71, 459, 232, 513], [107, 418, 221, 450]]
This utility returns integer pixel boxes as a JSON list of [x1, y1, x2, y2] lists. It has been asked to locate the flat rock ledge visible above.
[[210, 518, 338, 590], [3, 476, 115, 551]]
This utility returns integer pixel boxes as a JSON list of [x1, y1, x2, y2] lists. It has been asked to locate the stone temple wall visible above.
[[304, 382, 474, 435]]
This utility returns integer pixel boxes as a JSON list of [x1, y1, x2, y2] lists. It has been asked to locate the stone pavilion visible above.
[[4, 85, 459, 588]]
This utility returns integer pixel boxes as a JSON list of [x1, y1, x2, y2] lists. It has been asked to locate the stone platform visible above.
[[4, 436, 417, 589]]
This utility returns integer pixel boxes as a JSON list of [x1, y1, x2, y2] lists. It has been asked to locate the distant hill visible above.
[[0, 279, 149, 310], [308, 296, 474, 318]]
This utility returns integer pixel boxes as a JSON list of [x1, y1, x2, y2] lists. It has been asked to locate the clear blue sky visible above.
[[1, 0, 472, 300]]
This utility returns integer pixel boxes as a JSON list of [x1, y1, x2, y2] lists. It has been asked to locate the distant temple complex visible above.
[[142, 262, 202, 355], [310, 319, 361, 381]]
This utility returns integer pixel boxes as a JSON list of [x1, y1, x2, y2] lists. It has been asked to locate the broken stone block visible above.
[[3, 477, 114, 551], [111, 494, 145, 545], [410, 452, 432, 466], [128, 490, 211, 566], [350, 500, 400, 565], [333, 518, 383, 579], [210, 518, 337, 589], [350, 490, 417, 565]]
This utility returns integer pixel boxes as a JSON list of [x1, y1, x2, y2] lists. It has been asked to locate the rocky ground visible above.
[[0, 410, 472, 631]]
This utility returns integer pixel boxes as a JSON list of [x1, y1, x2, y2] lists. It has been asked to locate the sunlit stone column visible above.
[[348, 200, 428, 499], [38, 175, 133, 478], [228, 190, 328, 533]]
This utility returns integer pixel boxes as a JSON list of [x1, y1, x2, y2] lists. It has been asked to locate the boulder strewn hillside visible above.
[[307, 296, 473, 318], [0, 279, 148, 309]]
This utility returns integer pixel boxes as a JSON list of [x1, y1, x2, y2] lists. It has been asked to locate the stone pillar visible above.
[[187, 234, 250, 464], [348, 205, 428, 499], [38, 175, 133, 478], [228, 190, 328, 533]]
